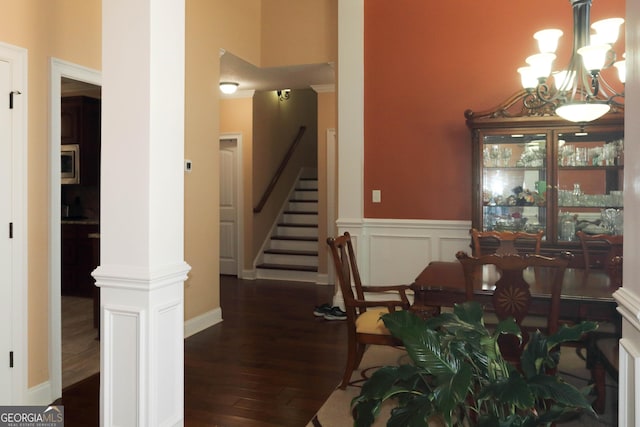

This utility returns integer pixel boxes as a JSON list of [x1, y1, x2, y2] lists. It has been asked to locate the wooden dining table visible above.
[[410, 261, 621, 327]]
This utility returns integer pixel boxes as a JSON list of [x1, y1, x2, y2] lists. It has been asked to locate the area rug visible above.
[[308, 345, 616, 427]]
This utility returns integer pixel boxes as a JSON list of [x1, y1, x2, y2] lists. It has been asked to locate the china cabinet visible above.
[[466, 90, 624, 266]]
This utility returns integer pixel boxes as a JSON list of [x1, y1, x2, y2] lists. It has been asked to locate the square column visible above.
[[95, 0, 189, 425]]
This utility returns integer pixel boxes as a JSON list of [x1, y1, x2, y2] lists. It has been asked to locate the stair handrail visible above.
[[253, 126, 307, 213]]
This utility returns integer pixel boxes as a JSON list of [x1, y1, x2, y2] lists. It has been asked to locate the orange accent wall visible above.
[[364, 0, 625, 220]]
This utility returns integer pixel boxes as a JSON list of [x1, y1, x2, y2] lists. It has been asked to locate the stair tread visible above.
[[283, 211, 317, 215], [271, 235, 318, 242], [295, 188, 318, 191], [277, 223, 318, 228], [257, 263, 318, 272], [264, 249, 318, 256], [289, 199, 318, 203]]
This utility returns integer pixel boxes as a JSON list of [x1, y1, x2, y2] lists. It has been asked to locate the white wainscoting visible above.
[[614, 287, 640, 426], [336, 218, 472, 286]]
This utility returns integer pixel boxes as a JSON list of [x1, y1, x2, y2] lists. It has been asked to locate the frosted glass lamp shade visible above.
[[553, 70, 576, 92], [526, 53, 556, 79], [577, 44, 611, 72], [591, 18, 624, 44], [556, 102, 610, 122], [518, 66, 539, 89], [614, 59, 626, 83], [219, 82, 239, 94], [534, 29, 563, 53]]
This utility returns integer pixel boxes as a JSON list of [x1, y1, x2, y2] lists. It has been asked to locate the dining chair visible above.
[[576, 230, 623, 277], [470, 228, 544, 257], [327, 232, 411, 389], [455, 250, 572, 366]]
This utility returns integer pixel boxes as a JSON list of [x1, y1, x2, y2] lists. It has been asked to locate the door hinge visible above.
[[9, 90, 21, 109], [9, 351, 13, 368], [9, 222, 13, 239]]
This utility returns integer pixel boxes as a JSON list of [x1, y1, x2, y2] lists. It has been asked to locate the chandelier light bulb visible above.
[[525, 53, 556, 79], [518, 66, 539, 89], [553, 70, 576, 92], [577, 44, 611, 72], [614, 59, 626, 83], [591, 18, 624, 45], [534, 29, 563, 53]]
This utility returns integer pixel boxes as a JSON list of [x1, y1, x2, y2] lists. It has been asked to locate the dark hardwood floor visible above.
[[59, 276, 347, 426]]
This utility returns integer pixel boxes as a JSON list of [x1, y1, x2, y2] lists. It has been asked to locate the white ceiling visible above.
[[219, 50, 335, 92]]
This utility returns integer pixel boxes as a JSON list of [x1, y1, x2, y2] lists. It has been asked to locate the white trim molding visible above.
[[0, 41, 28, 405]]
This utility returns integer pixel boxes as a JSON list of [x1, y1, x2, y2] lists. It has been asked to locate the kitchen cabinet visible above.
[[62, 223, 100, 297], [466, 91, 624, 266], [61, 96, 101, 186]]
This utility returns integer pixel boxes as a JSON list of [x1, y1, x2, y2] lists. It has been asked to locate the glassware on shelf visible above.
[[575, 147, 588, 166], [559, 213, 577, 241]]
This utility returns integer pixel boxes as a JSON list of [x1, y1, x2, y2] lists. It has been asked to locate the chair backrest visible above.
[[470, 228, 544, 256], [326, 232, 365, 314], [576, 230, 623, 272], [455, 251, 572, 336]]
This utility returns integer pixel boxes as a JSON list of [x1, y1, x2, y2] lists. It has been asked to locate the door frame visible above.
[[219, 133, 244, 277], [48, 58, 101, 400], [0, 41, 27, 404]]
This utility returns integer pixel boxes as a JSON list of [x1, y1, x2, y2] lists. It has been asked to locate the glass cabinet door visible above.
[[556, 131, 624, 242], [480, 133, 547, 236]]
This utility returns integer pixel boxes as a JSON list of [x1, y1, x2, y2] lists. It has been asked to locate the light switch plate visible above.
[[372, 189, 381, 203]]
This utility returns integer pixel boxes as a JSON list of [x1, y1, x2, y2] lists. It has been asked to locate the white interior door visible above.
[[219, 139, 238, 275], [0, 58, 13, 403]]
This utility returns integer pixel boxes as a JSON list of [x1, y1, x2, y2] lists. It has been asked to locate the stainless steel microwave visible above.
[[61, 144, 80, 184]]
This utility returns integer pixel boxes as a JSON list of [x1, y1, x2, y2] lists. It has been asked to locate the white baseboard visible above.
[[184, 307, 223, 338], [26, 380, 54, 405]]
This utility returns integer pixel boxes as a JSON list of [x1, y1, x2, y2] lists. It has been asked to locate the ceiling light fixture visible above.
[[219, 82, 239, 94], [277, 89, 291, 101], [517, 0, 624, 122]]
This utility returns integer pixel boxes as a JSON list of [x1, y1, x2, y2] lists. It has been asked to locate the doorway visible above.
[[49, 58, 101, 399], [219, 134, 244, 277]]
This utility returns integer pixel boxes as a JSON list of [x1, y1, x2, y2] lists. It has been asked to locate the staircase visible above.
[[256, 174, 319, 282]]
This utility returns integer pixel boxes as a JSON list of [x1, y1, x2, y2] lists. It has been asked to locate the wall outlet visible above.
[[372, 189, 381, 203]]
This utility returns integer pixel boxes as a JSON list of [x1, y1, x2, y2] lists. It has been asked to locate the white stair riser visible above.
[[288, 201, 318, 211], [293, 190, 318, 201], [297, 180, 318, 190], [263, 253, 319, 267], [282, 213, 318, 224], [277, 226, 318, 238], [269, 239, 318, 252]]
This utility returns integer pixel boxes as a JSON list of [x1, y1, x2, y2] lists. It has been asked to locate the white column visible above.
[[95, 0, 189, 426], [337, 0, 364, 224]]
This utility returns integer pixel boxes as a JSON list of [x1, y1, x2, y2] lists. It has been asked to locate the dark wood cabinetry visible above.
[[61, 96, 101, 186], [62, 223, 100, 297], [466, 90, 624, 266]]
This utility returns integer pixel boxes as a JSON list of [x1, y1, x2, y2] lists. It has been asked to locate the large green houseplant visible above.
[[352, 301, 598, 427]]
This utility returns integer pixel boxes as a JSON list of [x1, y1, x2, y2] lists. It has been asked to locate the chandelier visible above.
[[517, 0, 625, 122]]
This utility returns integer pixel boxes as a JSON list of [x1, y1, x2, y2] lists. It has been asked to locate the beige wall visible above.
[[0, 0, 102, 388], [183, 0, 263, 320], [220, 97, 254, 270], [261, 0, 337, 67]]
